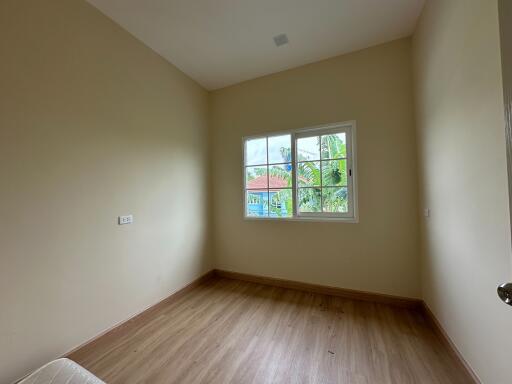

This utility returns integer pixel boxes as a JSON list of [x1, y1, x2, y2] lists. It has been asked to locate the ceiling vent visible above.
[[273, 33, 289, 47]]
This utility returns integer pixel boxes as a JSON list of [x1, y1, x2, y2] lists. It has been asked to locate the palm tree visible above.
[[298, 134, 348, 213]]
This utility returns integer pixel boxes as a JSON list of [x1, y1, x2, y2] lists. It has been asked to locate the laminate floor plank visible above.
[[70, 277, 471, 384]]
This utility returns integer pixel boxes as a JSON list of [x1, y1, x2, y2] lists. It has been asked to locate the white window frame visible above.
[[243, 121, 358, 223]]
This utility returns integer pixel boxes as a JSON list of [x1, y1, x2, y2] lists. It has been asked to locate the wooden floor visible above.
[[70, 277, 470, 384]]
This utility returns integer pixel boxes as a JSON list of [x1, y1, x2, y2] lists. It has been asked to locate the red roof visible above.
[[247, 175, 288, 189]]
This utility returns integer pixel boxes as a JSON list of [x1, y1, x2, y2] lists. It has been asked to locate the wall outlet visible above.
[[118, 214, 134, 225], [424, 208, 430, 218]]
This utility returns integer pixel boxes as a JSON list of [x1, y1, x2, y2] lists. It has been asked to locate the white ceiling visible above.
[[86, 0, 425, 90]]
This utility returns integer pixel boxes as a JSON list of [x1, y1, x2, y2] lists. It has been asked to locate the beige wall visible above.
[[413, 0, 512, 383], [0, 0, 212, 382], [211, 39, 421, 298]]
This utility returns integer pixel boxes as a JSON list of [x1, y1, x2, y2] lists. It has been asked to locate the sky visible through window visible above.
[[245, 135, 292, 165]]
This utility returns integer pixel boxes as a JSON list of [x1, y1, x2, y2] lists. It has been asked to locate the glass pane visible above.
[[268, 135, 291, 164], [269, 189, 293, 218], [298, 188, 322, 213], [322, 187, 349, 213], [321, 160, 347, 187], [269, 164, 292, 188], [245, 137, 267, 165], [321, 133, 346, 159], [297, 136, 320, 161], [246, 190, 269, 217], [297, 161, 320, 187], [245, 166, 268, 189]]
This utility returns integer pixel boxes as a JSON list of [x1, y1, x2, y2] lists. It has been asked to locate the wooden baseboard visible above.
[[421, 302, 481, 384], [214, 269, 422, 309], [65, 269, 216, 361]]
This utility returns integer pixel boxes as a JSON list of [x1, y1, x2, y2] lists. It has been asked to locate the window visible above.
[[243, 121, 358, 221], [244, 134, 293, 218]]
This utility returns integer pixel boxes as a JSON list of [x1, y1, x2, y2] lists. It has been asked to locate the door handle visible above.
[[497, 283, 512, 306]]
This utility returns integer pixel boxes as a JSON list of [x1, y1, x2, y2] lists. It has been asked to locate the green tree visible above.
[[298, 134, 348, 213]]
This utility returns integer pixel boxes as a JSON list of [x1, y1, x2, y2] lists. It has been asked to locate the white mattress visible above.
[[19, 358, 104, 384]]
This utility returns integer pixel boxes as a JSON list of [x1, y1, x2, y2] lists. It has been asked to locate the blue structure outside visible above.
[[247, 191, 287, 217]]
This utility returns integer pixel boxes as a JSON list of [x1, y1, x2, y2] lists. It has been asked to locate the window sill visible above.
[[243, 216, 359, 223]]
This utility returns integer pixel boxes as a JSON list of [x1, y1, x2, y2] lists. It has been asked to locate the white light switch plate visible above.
[[118, 214, 134, 225], [424, 208, 430, 217]]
